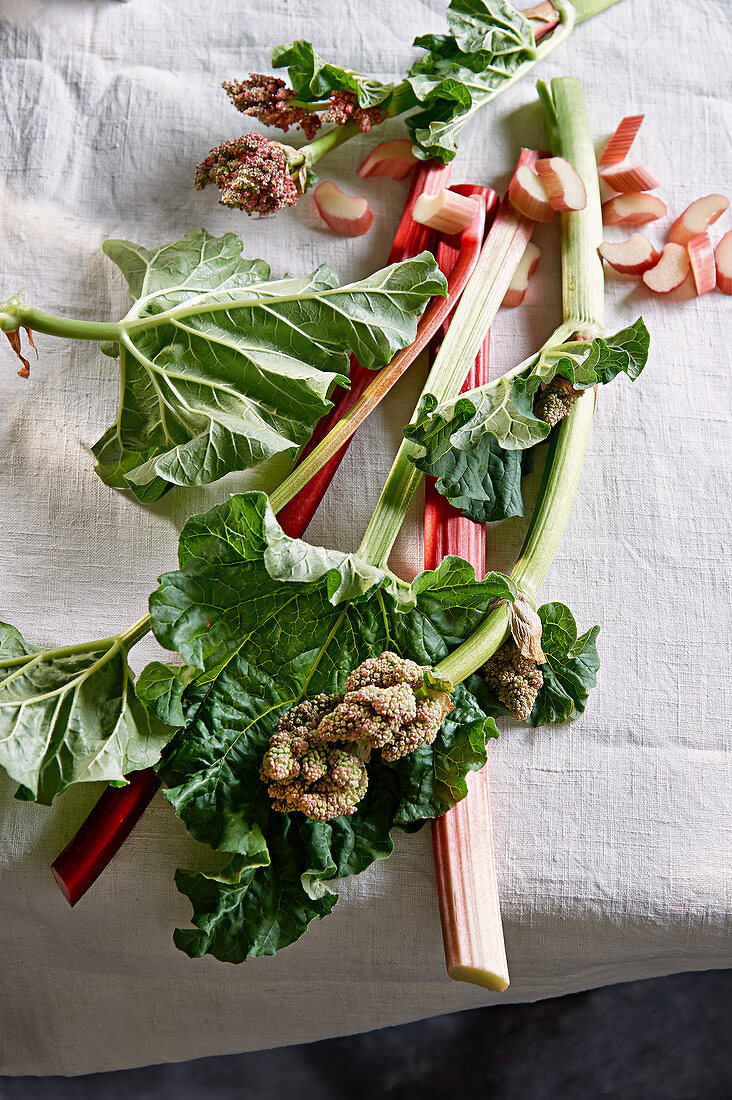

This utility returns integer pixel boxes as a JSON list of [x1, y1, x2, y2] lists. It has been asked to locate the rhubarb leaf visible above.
[[93, 228, 446, 501], [528, 603, 600, 726], [138, 492, 512, 960], [0, 624, 171, 804], [406, 322, 650, 522], [406, 396, 527, 522], [406, 0, 537, 160], [272, 40, 394, 108]]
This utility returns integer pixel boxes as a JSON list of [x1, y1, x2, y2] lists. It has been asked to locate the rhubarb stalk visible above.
[[433, 76, 605, 691], [424, 190, 509, 992]]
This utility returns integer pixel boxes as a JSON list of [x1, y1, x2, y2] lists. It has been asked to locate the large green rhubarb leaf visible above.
[[92, 228, 446, 502], [0, 622, 170, 804], [406, 0, 537, 160], [137, 491, 515, 960], [405, 321, 650, 523]]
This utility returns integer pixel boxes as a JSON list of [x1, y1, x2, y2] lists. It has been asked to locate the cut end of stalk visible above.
[[447, 964, 510, 992], [412, 189, 480, 235], [50, 863, 74, 906]]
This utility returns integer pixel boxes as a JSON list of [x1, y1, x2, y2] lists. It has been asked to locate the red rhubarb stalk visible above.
[[51, 161, 456, 907], [51, 770, 162, 904], [426, 186, 509, 993], [275, 159, 450, 531]]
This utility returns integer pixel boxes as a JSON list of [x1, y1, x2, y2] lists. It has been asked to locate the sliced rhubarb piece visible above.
[[715, 231, 732, 295], [668, 194, 730, 246], [535, 156, 587, 211], [686, 232, 716, 296], [602, 192, 667, 226], [598, 114, 644, 166], [313, 182, 374, 236], [502, 241, 541, 305], [412, 188, 480, 234], [599, 161, 661, 193], [508, 164, 555, 222], [642, 242, 690, 293], [357, 139, 419, 180], [521, 1, 559, 41], [598, 234, 660, 275]]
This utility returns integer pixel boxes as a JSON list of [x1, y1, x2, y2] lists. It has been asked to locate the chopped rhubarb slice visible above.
[[535, 156, 587, 211], [598, 115, 644, 166], [686, 233, 716, 296], [313, 182, 374, 236], [522, 1, 559, 41], [602, 192, 667, 226], [598, 234, 660, 275], [412, 188, 480, 234], [668, 194, 730, 246], [599, 161, 661, 193], [642, 242, 690, 293], [715, 231, 732, 295], [502, 241, 541, 305], [357, 139, 419, 180], [508, 164, 555, 222]]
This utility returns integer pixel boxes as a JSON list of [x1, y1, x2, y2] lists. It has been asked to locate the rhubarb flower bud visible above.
[[535, 375, 581, 427], [484, 640, 543, 723], [262, 651, 453, 819], [508, 594, 546, 664], [222, 75, 323, 140], [325, 90, 384, 133], [260, 727, 368, 821], [194, 133, 299, 215]]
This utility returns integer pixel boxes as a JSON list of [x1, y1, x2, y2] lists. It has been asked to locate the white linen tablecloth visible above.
[[0, 0, 730, 1076]]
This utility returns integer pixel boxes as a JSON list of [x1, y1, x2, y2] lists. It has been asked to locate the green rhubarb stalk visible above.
[[356, 188, 538, 568], [362, 75, 606, 687]]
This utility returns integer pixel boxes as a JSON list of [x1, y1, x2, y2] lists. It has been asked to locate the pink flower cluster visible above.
[[194, 133, 299, 216], [325, 90, 384, 132], [222, 75, 322, 140], [260, 652, 451, 822]]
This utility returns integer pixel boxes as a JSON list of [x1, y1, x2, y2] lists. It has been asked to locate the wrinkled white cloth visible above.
[[0, 0, 730, 1077]]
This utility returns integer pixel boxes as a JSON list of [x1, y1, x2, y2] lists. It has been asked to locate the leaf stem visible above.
[[0, 302, 122, 343], [296, 82, 419, 171], [0, 614, 153, 672]]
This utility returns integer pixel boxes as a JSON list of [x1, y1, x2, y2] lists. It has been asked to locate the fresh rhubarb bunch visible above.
[[7, 76, 645, 976], [131, 80, 639, 965], [194, 0, 624, 216]]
